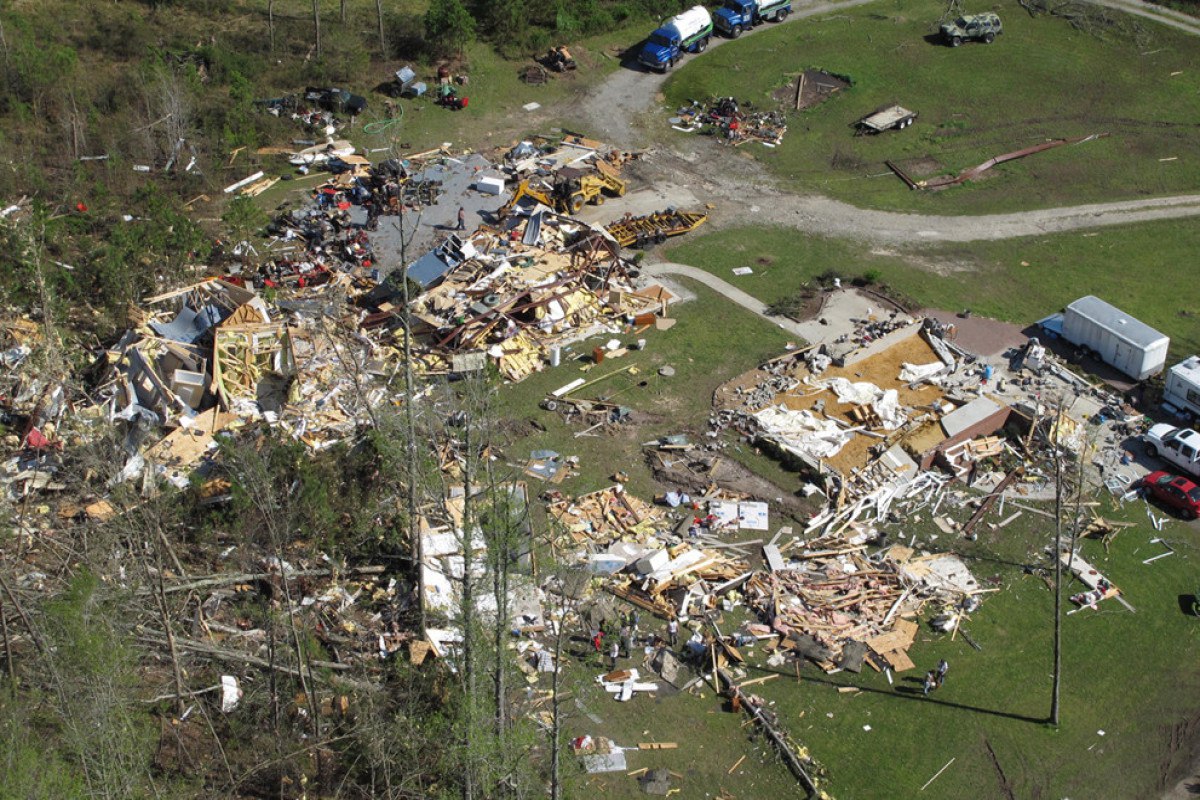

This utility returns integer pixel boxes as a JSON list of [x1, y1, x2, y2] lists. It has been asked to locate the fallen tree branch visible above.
[[138, 565, 387, 596], [140, 632, 350, 672]]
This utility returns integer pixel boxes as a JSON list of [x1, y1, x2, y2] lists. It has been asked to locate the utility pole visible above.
[[1050, 404, 1064, 726]]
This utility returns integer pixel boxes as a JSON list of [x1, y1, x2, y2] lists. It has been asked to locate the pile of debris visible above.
[[746, 529, 979, 673], [670, 97, 788, 147], [604, 210, 708, 249]]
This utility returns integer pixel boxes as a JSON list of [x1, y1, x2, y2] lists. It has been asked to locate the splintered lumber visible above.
[[638, 742, 678, 750], [728, 755, 747, 774], [960, 467, 1023, 538], [736, 674, 779, 690], [921, 757, 956, 791], [605, 582, 675, 619]]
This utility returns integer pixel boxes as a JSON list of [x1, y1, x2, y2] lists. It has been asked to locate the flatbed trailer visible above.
[[854, 104, 917, 134], [604, 210, 708, 248]]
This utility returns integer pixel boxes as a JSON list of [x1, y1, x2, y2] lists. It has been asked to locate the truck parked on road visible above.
[[638, 5, 713, 72], [1143, 424, 1200, 479], [714, 0, 791, 38], [1040, 295, 1169, 381]]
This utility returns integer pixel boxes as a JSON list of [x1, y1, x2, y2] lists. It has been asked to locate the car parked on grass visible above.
[[940, 13, 1002, 47], [1138, 470, 1200, 520]]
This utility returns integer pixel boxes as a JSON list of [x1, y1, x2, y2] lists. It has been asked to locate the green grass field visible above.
[[665, 218, 1200, 360], [660, 0, 1200, 213]]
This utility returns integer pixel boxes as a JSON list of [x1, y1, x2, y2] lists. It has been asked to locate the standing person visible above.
[[936, 659, 949, 685], [608, 639, 620, 670], [667, 619, 679, 647], [456, 205, 466, 231], [631, 610, 641, 637], [620, 625, 633, 658], [591, 628, 603, 655], [923, 670, 937, 696]]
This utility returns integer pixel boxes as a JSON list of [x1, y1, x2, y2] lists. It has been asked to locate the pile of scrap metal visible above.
[[0, 318, 73, 507], [670, 97, 789, 146], [603, 210, 708, 249], [504, 133, 638, 182]]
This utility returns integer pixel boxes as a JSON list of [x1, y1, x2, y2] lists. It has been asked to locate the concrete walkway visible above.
[[644, 261, 903, 346], [643, 261, 809, 339]]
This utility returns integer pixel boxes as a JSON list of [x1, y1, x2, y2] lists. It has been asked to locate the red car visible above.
[[1140, 471, 1200, 519]]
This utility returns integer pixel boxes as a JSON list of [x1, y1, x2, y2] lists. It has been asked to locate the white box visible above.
[[475, 176, 505, 195]]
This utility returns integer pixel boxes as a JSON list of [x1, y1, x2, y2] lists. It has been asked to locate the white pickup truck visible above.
[[1143, 424, 1200, 479]]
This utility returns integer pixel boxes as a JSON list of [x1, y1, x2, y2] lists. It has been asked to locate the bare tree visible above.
[[313, 0, 322, 58], [376, 0, 387, 55], [268, 0, 276, 53], [1050, 393, 1091, 726]]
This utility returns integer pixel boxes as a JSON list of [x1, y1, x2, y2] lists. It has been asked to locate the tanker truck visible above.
[[638, 5, 714, 72], [714, 0, 792, 38]]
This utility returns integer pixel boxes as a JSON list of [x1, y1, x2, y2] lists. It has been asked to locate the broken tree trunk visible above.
[[718, 667, 818, 797], [139, 565, 387, 596]]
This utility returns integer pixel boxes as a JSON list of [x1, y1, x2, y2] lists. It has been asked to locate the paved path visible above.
[[643, 261, 809, 338]]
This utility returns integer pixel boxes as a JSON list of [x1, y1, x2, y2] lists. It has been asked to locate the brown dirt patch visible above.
[[772, 69, 851, 110], [893, 156, 943, 177], [648, 449, 820, 519]]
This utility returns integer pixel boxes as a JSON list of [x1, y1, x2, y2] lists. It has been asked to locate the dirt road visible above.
[[577, 0, 1200, 244]]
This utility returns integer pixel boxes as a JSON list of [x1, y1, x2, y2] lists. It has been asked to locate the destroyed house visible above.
[[720, 320, 1015, 496]]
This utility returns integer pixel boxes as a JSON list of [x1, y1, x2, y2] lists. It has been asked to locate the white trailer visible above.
[[1164, 356, 1200, 419], [1059, 295, 1169, 381]]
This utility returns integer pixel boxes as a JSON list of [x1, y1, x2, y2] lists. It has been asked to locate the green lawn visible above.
[[660, 0, 1200, 213], [665, 219, 1200, 361]]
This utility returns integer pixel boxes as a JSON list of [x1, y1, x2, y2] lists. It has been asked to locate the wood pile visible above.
[[742, 532, 977, 672], [547, 485, 664, 546], [605, 546, 749, 620]]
